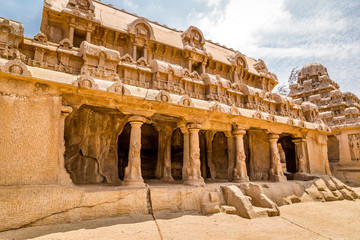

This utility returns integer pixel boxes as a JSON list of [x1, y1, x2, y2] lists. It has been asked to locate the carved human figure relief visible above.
[[349, 134, 360, 160], [187, 147, 201, 179]]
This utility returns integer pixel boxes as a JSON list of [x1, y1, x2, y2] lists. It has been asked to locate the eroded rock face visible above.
[[64, 105, 126, 184]]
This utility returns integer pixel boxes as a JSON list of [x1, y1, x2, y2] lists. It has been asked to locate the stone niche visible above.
[[64, 105, 126, 184], [248, 129, 270, 181], [278, 135, 296, 171]]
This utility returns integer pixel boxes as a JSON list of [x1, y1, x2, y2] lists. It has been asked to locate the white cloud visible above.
[[186, 0, 360, 96]]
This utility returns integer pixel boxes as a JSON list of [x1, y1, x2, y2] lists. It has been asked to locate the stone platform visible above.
[[0, 177, 358, 232]]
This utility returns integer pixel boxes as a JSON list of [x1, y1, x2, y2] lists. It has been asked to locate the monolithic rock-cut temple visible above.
[[1, 0, 359, 231], [289, 63, 360, 184]]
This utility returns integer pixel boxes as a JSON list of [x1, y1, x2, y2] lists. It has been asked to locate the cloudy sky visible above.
[[1, 0, 359, 96]]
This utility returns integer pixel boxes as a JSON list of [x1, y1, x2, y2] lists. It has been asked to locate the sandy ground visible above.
[[1, 200, 360, 240]]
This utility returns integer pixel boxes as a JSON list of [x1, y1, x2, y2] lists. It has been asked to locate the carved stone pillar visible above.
[[232, 128, 249, 182], [184, 123, 205, 186], [292, 138, 308, 173], [123, 116, 146, 187], [268, 134, 287, 182], [133, 45, 137, 60], [205, 131, 216, 179], [160, 131, 174, 181], [182, 131, 190, 181], [69, 18, 75, 44], [58, 105, 73, 185]]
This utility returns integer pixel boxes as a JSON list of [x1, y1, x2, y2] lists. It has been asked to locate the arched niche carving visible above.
[[229, 51, 248, 70], [229, 106, 241, 115], [67, 0, 95, 13], [178, 95, 193, 107], [128, 18, 155, 41], [181, 26, 205, 50], [73, 75, 98, 90], [1, 59, 31, 77], [120, 54, 135, 64], [252, 111, 263, 119], [107, 81, 130, 95], [155, 90, 172, 103], [59, 38, 73, 50], [137, 57, 148, 67], [33, 33, 48, 45], [267, 114, 276, 122], [210, 102, 225, 113]]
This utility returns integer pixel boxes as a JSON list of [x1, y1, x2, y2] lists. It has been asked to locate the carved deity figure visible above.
[[349, 135, 360, 160], [187, 147, 202, 179], [233, 151, 248, 181], [269, 152, 284, 177]]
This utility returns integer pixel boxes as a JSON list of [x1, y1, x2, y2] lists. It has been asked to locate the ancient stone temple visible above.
[[2, 0, 356, 232], [289, 63, 360, 185]]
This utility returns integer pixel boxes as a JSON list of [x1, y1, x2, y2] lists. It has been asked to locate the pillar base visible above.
[[232, 176, 249, 183], [123, 178, 146, 187], [269, 174, 287, 182], [160, 175, 174, 182], [183, 178, 205, 186]]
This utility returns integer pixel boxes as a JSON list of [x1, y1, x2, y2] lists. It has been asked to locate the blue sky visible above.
[[1, 0, 359, 96]]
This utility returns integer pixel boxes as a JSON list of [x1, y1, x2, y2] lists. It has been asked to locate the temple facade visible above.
[[0, 0, 348, 231], [289, 63, 360, 184]]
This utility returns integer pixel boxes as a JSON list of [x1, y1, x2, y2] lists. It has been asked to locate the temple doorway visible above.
[[171, 128, 183, 180], [199, 130, 211, 179], [278, 134, 296, 179], [141, 123, 159, 180], [117, 123, 131, 181], [212, 132, 228, 179], [327, 135, 339, 163]]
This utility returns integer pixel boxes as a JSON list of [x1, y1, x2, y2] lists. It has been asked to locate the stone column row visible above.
[[121, 115, 308, 186]]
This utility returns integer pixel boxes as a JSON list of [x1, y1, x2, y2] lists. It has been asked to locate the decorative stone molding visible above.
[[229, 106, 241, 115], [33, 33, 48, 45], [178, 95, 193, 107], [181, 26, 205, 51], [252, 111, 263, 120], [107, 81, 130, 95], [80, 41, 120, 80], [0, 59, 31, 77], [73, 75, 98, 90], [65, 0, 96, 20], [120, 54, 135, 64], [127, 17, 155, 41], [210, 102, 225, 113], [59, 38, 73, 50], [266, 114, 275, 122], [155, 90, 172, 103], [0, 17, 24, 59]]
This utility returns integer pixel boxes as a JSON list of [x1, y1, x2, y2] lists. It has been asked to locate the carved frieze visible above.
[[80, 41, 120, 80]]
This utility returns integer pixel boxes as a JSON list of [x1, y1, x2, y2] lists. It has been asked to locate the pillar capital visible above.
[[292, 137, 306, 144], [268, 133, 279, 141], [187, 123, 202, 130], [128, 115, 146, 123], [232, 128, 246, 136]]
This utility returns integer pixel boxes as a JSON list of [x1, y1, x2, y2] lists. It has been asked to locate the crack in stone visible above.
[[0, 195, 126, 233], [280, 216, 332, 240], [147, 187, 164, 240]]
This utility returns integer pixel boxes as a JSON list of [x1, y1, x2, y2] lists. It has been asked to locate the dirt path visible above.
[[1, 200, 359, 240]]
